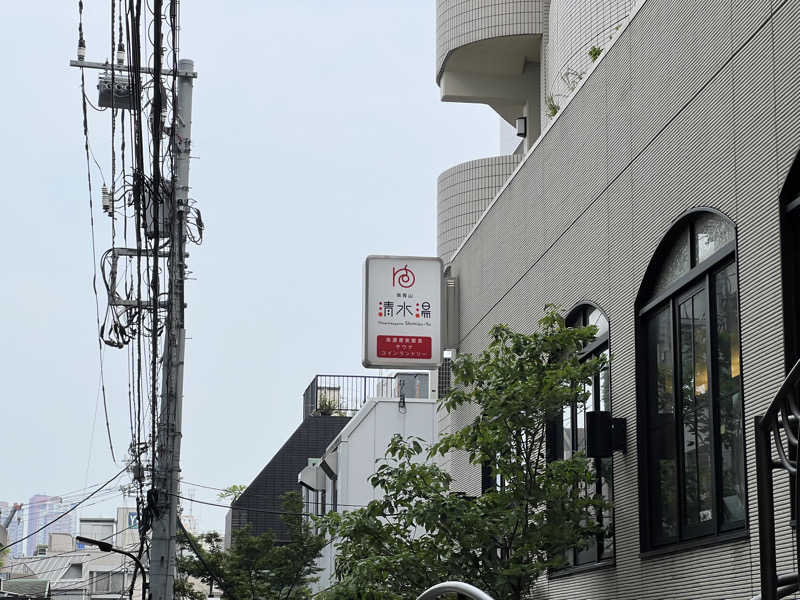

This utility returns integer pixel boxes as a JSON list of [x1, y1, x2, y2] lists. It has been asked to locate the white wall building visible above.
[[298, 396, 437, 594]]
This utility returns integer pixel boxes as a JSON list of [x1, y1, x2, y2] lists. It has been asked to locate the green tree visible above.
[[176, 531, 225, 599], [176, 492, 325, 600], [218, 485, 247, 503], [321, 307, 610, 600]]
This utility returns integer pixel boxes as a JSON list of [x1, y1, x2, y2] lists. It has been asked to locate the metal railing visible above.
[[302, 374, 394, 419], [754, 358, 800, 600], [416, 582, 495, 600]]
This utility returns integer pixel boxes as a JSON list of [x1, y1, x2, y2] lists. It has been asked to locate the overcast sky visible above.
[[1, 3, 499, 535]]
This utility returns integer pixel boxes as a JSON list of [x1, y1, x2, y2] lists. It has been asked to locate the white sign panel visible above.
[[363, 255, 443, 369]]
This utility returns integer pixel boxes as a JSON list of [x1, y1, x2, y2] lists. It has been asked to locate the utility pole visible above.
[[149, 57, 194, 600], [70, 16, 196, 600]]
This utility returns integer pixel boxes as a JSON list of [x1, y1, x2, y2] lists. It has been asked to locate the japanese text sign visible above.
[[363, 255, 443, 369]]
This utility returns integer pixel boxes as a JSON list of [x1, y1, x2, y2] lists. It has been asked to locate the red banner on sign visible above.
[[377, 335, 432, 360]]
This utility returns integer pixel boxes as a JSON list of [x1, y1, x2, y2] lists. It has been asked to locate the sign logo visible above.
[[392, 265, 415, 288]]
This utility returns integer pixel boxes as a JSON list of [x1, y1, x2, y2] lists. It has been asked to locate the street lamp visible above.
[[76, 536, 148, 600]]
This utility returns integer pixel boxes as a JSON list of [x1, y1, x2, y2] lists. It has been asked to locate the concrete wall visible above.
[[437, 154, 522, 262], [442, 0, 800, 597]]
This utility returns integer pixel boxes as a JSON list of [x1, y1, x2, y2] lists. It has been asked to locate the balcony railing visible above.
[[302, 374, 394, 419]]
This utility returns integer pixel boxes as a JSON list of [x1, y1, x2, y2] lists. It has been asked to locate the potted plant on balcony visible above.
[[315, 389, 344, 416]]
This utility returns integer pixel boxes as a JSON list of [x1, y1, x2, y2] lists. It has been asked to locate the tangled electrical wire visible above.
[[76, 0, 203, 570]]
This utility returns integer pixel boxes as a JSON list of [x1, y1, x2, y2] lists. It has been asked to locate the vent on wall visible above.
[[445, 277, 459, 349]]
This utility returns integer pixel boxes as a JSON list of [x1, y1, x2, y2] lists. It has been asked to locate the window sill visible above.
[[548, 558, 615, 580], [640, 528, 748, 560]]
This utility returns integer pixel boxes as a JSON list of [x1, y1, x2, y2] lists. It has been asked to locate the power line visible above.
[[170, 493, 373, 516], [177, 481, 372, 510], [77, 0, 116, 465], [3, 526, 138, 571], [1, 467, 128, 553]]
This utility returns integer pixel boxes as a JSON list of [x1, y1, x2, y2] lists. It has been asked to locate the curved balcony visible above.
[[436, 0, 544, 126], [437, 154, 522, 262]]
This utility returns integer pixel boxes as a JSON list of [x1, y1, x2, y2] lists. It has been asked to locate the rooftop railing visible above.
[[302, 374, 394, 419]]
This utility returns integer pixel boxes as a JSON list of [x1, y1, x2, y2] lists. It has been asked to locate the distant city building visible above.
[[0, 502, 24, 558], [180, 513, 199, 536], [1, 506, 144, 600], [25, 495, 76, 557], [115, 506, 140, 551]]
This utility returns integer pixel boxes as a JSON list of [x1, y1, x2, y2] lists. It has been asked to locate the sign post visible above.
[[363, 255, 443, 370]]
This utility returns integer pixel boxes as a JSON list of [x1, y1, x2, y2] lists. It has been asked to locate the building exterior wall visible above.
[[437, 154, 522, 262], [440, 0, 800, 597], [229, 416, 350, 544], [436, 0, 545, 81], [543, 0, 634, 118], [306, 398, 437, 594], [3, 545, 142, 600]]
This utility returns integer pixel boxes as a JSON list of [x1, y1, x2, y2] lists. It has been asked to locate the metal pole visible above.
[[755, 416, 778, 600], [149, 58, 194, 600], [75, 537, 148, 600]]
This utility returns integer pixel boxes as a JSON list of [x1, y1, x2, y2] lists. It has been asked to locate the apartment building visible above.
[[434, 0, 800, 598]]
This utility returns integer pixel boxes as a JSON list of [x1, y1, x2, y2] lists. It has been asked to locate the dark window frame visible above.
[[636, 211, 747, 553], [546, 304, 614, 569]]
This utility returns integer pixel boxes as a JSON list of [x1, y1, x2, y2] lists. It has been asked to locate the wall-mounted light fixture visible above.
[[515, 116, 527, 138], [586, 411, 627, 458]]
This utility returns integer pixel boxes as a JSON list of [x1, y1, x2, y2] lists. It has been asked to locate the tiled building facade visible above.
[[435, 0, 800, 598]]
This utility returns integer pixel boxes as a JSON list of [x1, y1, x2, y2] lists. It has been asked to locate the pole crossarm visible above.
[[105, 247, 170, 308], [69, 59, 197, 78]]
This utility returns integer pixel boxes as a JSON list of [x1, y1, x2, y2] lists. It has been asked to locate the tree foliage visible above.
[[176, 492, 325, 600], [217, 485, 247, 503], [320, 307, 610, 600]]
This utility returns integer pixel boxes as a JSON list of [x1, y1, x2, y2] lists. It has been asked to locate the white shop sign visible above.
[[362, 255, 443, 369]]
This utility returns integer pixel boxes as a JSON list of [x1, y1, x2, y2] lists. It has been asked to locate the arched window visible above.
[[637, 210, 745, 550], [549, 304, 613, 566]]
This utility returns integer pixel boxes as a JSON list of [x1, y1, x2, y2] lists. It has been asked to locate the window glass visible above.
[[646, 307, 678, 543], [63, 564, 82, 580], [576, 388, 588, 453], [679, 292, 714, 535], [93, 572, 110, 593], [714, 263, 746, 529], [110, 573, 125, 594], [693, 212, 734, 264], [599, 350, 610, 411], [557, 306, 613, 567], [641, 212, 744, 550], [653, 228, 690, 297], [600, 456, 614, 558], [588, 308, 609, 339]]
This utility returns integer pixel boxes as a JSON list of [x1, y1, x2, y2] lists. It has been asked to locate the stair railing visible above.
[[755, 358, 800, 600], [415, 581, 495, 600]]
